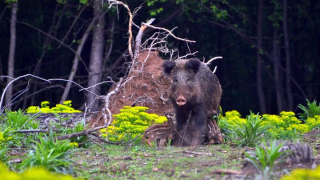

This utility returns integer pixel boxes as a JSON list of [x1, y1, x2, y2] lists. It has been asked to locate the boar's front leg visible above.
[[189, 109, 207, 146]]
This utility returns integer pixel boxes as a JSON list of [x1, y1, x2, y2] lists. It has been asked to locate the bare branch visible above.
[[212, 66, 217, 74], [106, 0, 134, 59], [0, 74, 50, 113], [134, 18, 155, 58], [205, 56, 223, 66], [143, 24, 196, 43], [176, 51, 198, 61], [103, 77, 123, 126], [80, 79, 115, 92]]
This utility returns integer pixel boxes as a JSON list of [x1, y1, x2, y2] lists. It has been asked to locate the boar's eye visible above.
[[187, 78, 190, 82], [173, 78, 178, 82]]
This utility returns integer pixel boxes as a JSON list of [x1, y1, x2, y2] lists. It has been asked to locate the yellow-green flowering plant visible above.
[[0, 162, 77, 180], [263, 111, 311, 139], [69, 142, 79, 148], [305, 115, 320, 130], [100, 106, 167, 142], [280, 165, 320, 180], [26, 100, 81, 113]]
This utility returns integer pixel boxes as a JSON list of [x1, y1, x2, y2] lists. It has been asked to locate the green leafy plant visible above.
[[298, 100, 320, 121], [100, 106, 167, 142], [217, 113, 235, 142], [245, 140, 288, 180], [0, 147, 9, 166], [0, 110, 39, 130], [64, 123, 89, 148], [26, 100, 81, 114], [280, 165, 320, 180], [234, 112, 271, 147], [19, 132, 73, 173], [0, 111, 39, 148]]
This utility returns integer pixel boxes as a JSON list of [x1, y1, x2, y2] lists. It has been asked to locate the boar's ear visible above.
[[186, 58, 201, 73], [162, 60, 176, 75]]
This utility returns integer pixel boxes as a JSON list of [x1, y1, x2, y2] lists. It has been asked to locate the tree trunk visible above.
[[256, 0, 266, 114], [273, 28, 284, 113], [5, 2, 18, 110], [283, 0, 293, 110], [86, 0, 105, 111]]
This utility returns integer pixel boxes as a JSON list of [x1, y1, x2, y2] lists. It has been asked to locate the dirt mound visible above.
[[89, 51, 173, 127]]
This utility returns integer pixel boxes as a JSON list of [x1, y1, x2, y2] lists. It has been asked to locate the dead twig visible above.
[[182, 151, 214, 156], [211, 169, 243, 175], [13, 129, 48, 133]]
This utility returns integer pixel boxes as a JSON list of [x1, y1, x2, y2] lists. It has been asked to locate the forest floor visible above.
[[70, 130, 320, 180]]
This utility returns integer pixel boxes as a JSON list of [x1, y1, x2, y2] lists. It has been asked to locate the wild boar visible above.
[[162, 58, 222, 146]]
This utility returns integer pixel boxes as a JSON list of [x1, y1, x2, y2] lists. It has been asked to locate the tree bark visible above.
[[86, 0, 105, 111], [256, 0, 266, 114], [273, 28, 284, 113], [283, 0, 293, 110], [5, 2, 18, 110]]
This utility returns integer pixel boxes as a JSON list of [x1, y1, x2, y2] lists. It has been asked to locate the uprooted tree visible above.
[[88, 0, 224, 146]]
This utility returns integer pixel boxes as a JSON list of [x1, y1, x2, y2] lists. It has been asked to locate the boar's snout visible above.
[[176, 95, 186, 106]]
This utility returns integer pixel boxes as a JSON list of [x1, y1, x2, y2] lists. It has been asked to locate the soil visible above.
[[89, 51, 173, 127], [70, 134, 320, 180]]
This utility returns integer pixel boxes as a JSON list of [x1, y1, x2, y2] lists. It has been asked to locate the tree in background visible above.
[[86, 0, 105, 111], [0, 0, 319, 114], [4, 0, 17, 110]]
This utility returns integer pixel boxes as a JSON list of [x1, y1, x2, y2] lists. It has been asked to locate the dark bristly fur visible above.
[[162, 58, 222, 146]]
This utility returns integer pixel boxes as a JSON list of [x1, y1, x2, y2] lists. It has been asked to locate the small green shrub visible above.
[[64, 123, 89, 148], [19, 132, 73, 173], [245, 140, 288, 180], [0, 111, 39, 148], [298, 99, 320, 121], [280, 165, 320, 180], [0, 147, 9, 166], [0, 162, 77, 180], [0, 110, 39, 130], [100, 106, 167, 142], [217, 115, 234, 142], [26, 100, 81, 113], [234, 112, 271, 147]]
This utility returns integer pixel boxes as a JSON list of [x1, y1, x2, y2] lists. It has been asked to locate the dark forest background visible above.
[[0, 0, 319, 115]]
